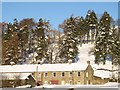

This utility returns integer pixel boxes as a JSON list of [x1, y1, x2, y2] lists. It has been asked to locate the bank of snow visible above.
[[76, 43, 118, 79], [34, 82, 119, 88], [77, 43, 95, 64]]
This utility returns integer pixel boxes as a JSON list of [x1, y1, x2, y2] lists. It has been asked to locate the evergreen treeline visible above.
[[1, 10, 120, 65]]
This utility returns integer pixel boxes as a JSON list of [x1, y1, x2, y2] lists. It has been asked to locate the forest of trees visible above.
[[1, 10, 120, 65]]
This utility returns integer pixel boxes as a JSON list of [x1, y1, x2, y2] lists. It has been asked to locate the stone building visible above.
[[0, 73, 36, 88], [0, 61, 118, 87], [34, 61, 94, 85]]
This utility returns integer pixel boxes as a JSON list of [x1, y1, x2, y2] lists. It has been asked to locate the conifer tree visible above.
[[3, 23, 13, 64], [18, 25, 29, 63], [3, 19, 20, 64], [85, 10, 98, 43], [59, 16, 78, 63], [110, 27, 120, 65], [77, 17, 86, 46], [95, 12, 111, 64], [35, 18, 48, 62]]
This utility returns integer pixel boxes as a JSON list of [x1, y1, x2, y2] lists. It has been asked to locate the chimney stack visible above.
[[87, 61, 90, 65], [10, 62, 15, 66], [37, 60, 43, 65], [68, 60, 72, 64]]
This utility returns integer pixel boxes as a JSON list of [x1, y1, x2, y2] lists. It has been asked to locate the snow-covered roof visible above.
[[0, 65, 36, 73], [104, 82, 119, 87], [0, 73, 31, 80], [94, 70, 112, 79], [0, 63, 88, 73], [20, 73, 31, 79], [92, 63, 118, 71], [0, 62, 118, 73], [37, 63, 88, 72], [16, 85, 31, 88]]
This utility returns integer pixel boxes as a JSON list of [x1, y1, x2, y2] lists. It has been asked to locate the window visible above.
[[69, 72, 72, 77], [44, 72, 48, 77], [78, 72, 80, 76], [86, 72, 88, 77], [61, 72, 65, 77], [61, 81, 65, 85], [53, 72, 56, 77], [77, 81, 80, 84], [69, 80, 72, 85], [44, 81, 48, 84], [87, 80, 91, 84]]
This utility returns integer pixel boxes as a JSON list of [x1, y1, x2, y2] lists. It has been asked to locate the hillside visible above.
[[77, 43, 95, 64]]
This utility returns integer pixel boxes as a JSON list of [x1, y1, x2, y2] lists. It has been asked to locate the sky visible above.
[[1, 2, 118, 29], [1, 0, 119, 2]]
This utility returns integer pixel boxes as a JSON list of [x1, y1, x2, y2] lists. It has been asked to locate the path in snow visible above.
[[76, 43, 118, 71], [77, 43, 95, 64]]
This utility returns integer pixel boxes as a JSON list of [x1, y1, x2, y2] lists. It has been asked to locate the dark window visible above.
[[44, 73, 48, 77], [70, 72, 72, 75], [62, 72, 65, 77], [53, 72, 56, 77], [78, 72, 80, 76], [88, 80, 90, 84], [70, 72, 72, 76]]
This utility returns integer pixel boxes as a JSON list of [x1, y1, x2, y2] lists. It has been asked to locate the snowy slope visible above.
[[77, 43, 95, 64], [76, 43, 118, 69]]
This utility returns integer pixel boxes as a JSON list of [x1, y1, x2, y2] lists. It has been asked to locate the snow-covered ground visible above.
[[77, 43, 95, 64], [76, 43, 118, 79], [34, 82, 119, 88], [14, 82, 119, 88], [77, 43, 118, 70], [16, 85, 31, 88]]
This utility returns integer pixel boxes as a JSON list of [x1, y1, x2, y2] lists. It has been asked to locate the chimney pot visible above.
[[87, 61, 90, 65], [68, 60, 72, 64]]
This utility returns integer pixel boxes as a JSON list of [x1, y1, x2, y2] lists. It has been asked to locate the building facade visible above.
[[34, 61, 94, 85], [0, 61, 118, 87]]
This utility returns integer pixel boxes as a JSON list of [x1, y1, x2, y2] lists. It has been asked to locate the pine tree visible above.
[[110, 27, 120, 65], [12, 19, 20, 64], [77, 17, 86, 46], [3, 23, 12, 40], [3, 19, 20, 64], [35, 18, 48, 63], [85, 10, 91, 43], [3, 23, 13, 64], [95, 12, 111, 64], [59, 16, 78, 63], [18, 25, 29, 63], [85, 10, 98, 43]]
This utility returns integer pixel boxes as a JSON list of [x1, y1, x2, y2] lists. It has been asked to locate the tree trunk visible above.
[[80, 36, 82, 47]]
